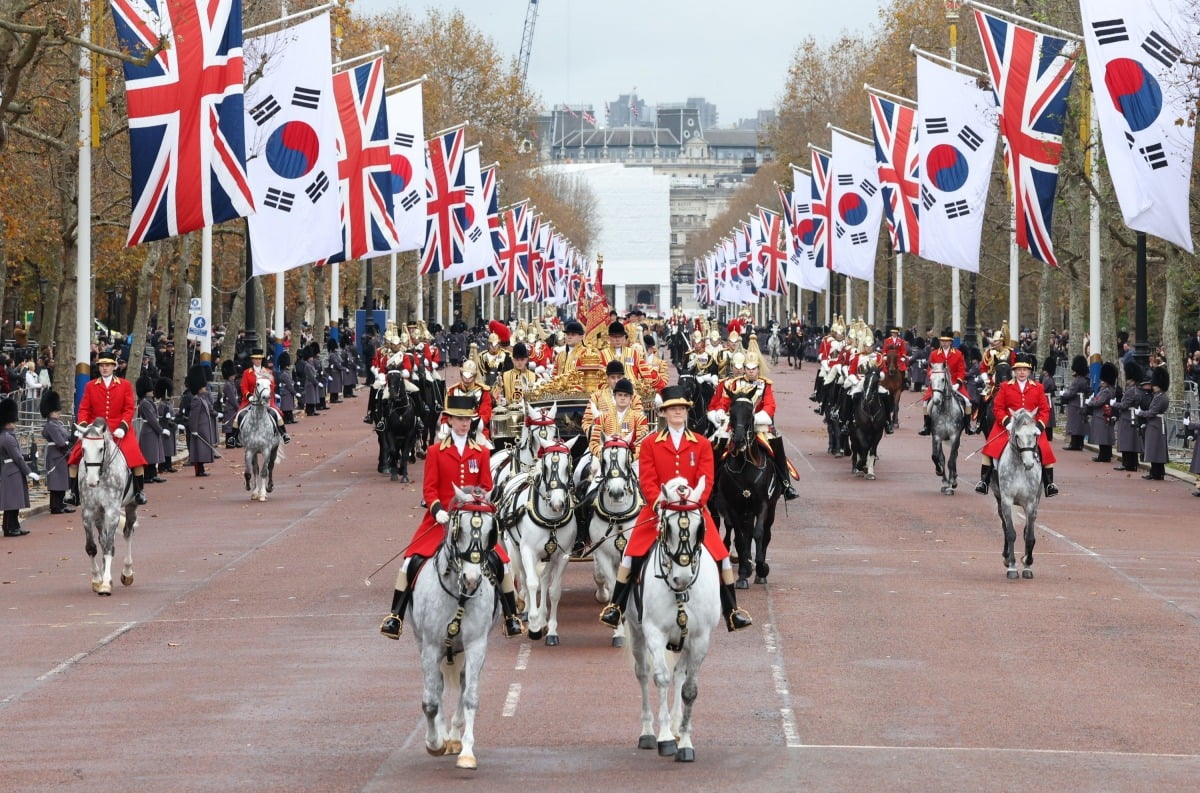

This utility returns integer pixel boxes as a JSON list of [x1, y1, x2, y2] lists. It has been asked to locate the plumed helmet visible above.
[[512, 342, 529, 359], [488, 320, 511, 345], [605, 360, 625, 376], [607, 320, 627, 337], [487, 333, 500, 346], [1099, 362, 1119, 385], [185, 365, 208, 395], [156, 377, 173, 398], [39, 389, 62, 419], [728, 330, 740, 343], [136, 376, 154, 399], [743, 351, 761, 369], [221, 359, 238, 379], [613, 378, 634, 396], [1070, 355, 1088, 377], [1123, 360, 1143, 383], [1151, 366, 1169, 391], [278, 351, 291, 369], [730, 351, 746, 370], [461, 360, 479, 379], [0, 397, 17, 426]]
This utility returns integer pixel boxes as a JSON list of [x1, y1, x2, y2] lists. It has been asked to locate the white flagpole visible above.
[[75, 5, 93, 406], [274, 273, 285, 340], [896, 253, 904, 329], [846, 277, 853, 320], [388, 252, 397, 323], [201, 227, 213, 365], [416, 272, 424, 322], [1009, 204, 1019, 339], [436, 276, 444, 327], [867, 278, 875, 326], [1088, 95, 1102, 360]]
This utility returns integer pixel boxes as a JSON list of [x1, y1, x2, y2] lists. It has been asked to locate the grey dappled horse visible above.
[[992, 408, 1043, 579], [586, 431, 643, 647], [409, 486, 501, 770], [75, 419, 139, 595], [928, 363, 967, 495], [242, 377, 281, 501], [626, 476, 719, 763]]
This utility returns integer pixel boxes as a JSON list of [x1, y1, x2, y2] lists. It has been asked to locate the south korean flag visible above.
[[1081, 0, 1195, 252], [916, 55, 999, 274], [384, 81, 427, 253], [787, 168, 828, 293], [244, 13, 342, 274], [830, 130, 884, 282]]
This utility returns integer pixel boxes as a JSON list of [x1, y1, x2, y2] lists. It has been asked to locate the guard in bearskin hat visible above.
[[39, 390, 74, 514], [1086, 362, 1119, 463], [1058, 355, 1090, 451], [135, 376, 167, 481], [185, 365, 217, 477], [155, 377, 179, 475], [1114, 360, 1144, 472], [1139, 367, 1170, 480], [1, 397, 38, 535]]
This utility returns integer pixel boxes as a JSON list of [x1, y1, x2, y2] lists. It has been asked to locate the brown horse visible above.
[[881, 350, 906, 432]]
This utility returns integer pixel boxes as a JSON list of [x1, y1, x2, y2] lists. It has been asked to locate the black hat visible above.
[[221, 359, 238, 379], [512, 342, 529, 359], [0, 397, 17, 426], [1123, 361, 1143, 383], [155, 377, 173, 398], [605, 360, 625, 376], [39, 389, 62, 419], [564, 320, 585, 335], [185, 365, 209, 395], [658, 385, 692, 410], [1151, 367, 1169, 391], [643, 334, 656, 348], [327, 338, 338, 353], [1042, 356, 1056, 374], [1011, 354, 1035, 370], [607, 321, 626, 337], [442, 393, 478, 418], [249, 348, 265, 359], [613, 378, 634, 396], [278, 351, 291, 369], [136, 376, 154, 399], [1070, 355, 1088, 377], [1099, 362, 1119, 385]]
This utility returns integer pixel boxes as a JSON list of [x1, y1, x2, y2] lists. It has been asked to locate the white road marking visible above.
[[762, 586, 802, 747], [514, 642, 531, 671], [789, 743, 1199, 759], [502, 682, 522, 717], [36, 622, 135, 682]]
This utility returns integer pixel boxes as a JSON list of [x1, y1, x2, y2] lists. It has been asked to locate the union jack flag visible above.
[[975, 10, 1078, 266], [810, 149, 833, 270], [326, 57, 399, 263], [109, 0, 255, 246], [758, 207, 786, 294], [869, 93, 921, 255], [494, 203, 530, 297], [421, 126, 468, 274]]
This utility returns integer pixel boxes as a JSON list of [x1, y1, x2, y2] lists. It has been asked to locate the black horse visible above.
[[679, 373, 715, 437], [667, 325, 691, 370], [977, 361, 1011, 438], [716, 390, 781, 589], [374, 370, 419, 482], [849, 368, 891, 480], [411, 365, 444, 458]]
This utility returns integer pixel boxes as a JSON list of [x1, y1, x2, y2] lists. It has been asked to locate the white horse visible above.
[[242, 377, 282, 501], [490, 402, 559, 490], [501, 434, 579, 646], [408, 485, 500, 770], [626, 476, 720, 763], [587, 432, 643, 648], [928, 362, 967, 495], [993, 408, 1043, 580], [767, 328, 781, 366], [75, 419, 139, 595]]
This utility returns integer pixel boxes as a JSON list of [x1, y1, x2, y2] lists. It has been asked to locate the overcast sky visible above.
[[353, 0, 887, 126]]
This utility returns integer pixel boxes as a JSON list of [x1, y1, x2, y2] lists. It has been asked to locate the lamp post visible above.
[[36, 277, 47, 339]]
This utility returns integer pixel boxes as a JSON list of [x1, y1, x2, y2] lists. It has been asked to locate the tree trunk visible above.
[[1162, 249, 1183, 406], [1036, 263, 1053, 365], [172, 236, 195, 394], [128, 241, 163, 381], [1069, 274, 1085, 360], [297, 265, 311, 331], [313, 264, 328, 338]]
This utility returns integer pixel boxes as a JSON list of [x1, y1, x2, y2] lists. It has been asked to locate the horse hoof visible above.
[[544, 634, 559, 646], [674, 747, 695, 763], [390, 473, 398, 482], [121, 573, 133, 587], [657, 739, 677, 757], [444, 739, 462, 755], [754, 576, 767, 585], [426, 743, 447, 757], [1022, 569, 1034, 579], [611, 636, 624, 648], [97, 584, 112, 596], [866, 473, 876, 480], [91, 581, 102, 593], [258, 495, 268, 503], [1006, 569, 1020, 579], [455, 754, 477, 770], [735, 578, 749, 590], [528, 628, 544, 640], [638, 734, 656, 750]]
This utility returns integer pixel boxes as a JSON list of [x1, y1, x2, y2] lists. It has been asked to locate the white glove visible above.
[[73, 429, 83, 439], [1109, 398, 1117, 406], [216, 413, 224, 420], [435, 510, 450, 525], [1183, 416, 1191, 426], [163, 428, 171, 436], [707, 409, 727, 425], [401, 370, 411, 379], [754, 410, 772, 427], [370, 365, 380, 376], [113, 428, 125, 439], [430, 362, 439, 370], [27, 472, 40, 482], [1133, 408, 1141, 418]]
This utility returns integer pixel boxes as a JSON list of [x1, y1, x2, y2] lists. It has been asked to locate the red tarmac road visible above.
[[2, 366, 1198, 793]]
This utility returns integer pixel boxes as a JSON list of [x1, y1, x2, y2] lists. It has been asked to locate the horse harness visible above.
[[79, 430, 134, 501], [589, 437, 641, 555], [646, 497, 706, 653], [437, 495, 497, 664], [505, 442, 576, 561]]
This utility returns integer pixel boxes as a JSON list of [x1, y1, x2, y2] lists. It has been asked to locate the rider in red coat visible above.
[[919, 335, 971, 436], [67, 352, 150, 505], [974, 355, 1058, 497], [881, 328, 909, 373], [379, 393, 523, 640], [598, 386, 753, 633], [231, 349, 290, 445]]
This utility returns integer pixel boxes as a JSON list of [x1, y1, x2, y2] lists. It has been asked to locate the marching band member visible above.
[[493, 343, 538, 410], [587, 377, 649, 465], [231, 348, 291, 445], [379, 394, 524, 639], [974, 355, 1058, 497], [598, 386, 752, 632], [65, 352, 150, 506], [918, 335, 971, 436]]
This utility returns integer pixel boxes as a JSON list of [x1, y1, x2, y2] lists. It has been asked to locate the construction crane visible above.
[[515, 0, 540, 153]]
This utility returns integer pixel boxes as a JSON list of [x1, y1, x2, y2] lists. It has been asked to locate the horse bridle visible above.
[[80, 430, 120, 479], [593, 437, 640, 542], [519, 443, 577, 558], [439, 497, 497, 661]]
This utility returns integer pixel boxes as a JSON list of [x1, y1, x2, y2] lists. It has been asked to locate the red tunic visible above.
[[238, 367, 278, 409], [881, 336, 909, 371], [624, 429, 729, 562], [923, 346, 970, 400], [67, 376, 148, 468], [439, 383, 493, 436], [404, 436, 507, 561], [708, 377, 776, 419], [980, 378, 1056, 464]]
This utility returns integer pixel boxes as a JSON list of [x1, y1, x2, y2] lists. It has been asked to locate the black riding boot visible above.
[[64, 475, 80, 506], [225, 428, 240, 448], [599, 556, 645, 627], [1093, 445, 1112, 463], [974, 464, 993, 495], [380, 555, 424, 639], [1043, 467, 1059, 496], [275, 422, 291, 444], [1144, 463, 1165, 481], [768, 437, 798, 500], [1114, 451, 1138, 471], [918, 414, 932, 436], [720, 582, 753, 632], [486, 550, 524, 637], [133, 473, 148, 505]]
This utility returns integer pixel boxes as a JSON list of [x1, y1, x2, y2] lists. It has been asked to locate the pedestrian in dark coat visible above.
[[1138, 367, 1170, 480], [1059, 355, 1089, 450], [220, 360, 239, 445], [136, 376, 167, 476], [302, 346, 320, 415], [276, 352, 297, 423], [1039, 356, 1058, 441], [40, 390, 74, 514], [1184, 414, 1200, 495], [1114, 362, 1144, 471], [1086, 362, 1118, 462], [1, 397, 38, 536], [156, 377, 178, 474], [186, 366, 216, 476], [326, 339, 343, 402]]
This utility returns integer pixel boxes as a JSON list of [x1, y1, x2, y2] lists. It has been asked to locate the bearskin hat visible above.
[[1151, 366, 1169, 391], [136, 376, 154, 399], [278, 351, 291, 369], [1099, 362, 1119, 385], [39, 389, 62, 419], [1070, 355, 1088, 377], [327, 337, 338, 353], [1123, 361, 1143, 384], [0, 396, 20, 426], [185, 365, 209, 395], [1042, 356, 1057, 374], [157, 377, 173, 398], [221, 359, 238, 379]]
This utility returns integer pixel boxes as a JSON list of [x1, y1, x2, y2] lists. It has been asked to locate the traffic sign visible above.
[[187, 314, 209, 341], [189, 297, 202, 315]]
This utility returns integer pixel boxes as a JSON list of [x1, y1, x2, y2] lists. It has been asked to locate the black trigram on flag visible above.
[[250, 95, 282, 126], [859, 179, 877, 197], [1139, 142, 1168, 169], [925, 117, 949, 135], [464, 185, 475, 197], [1141, 31, 1181, 69], [292, 86, 321, 110], [837, 174, 854, 186], [264, 187, 295, 212], [945, 199, 970, 219], [958, 126, 984, 151], [468, 227, 483, 243], [921, 184, 937, 211], [1092, 18, 1129, 45], [393, 132, 415, 148], [835, 225, 846, 239], [400, 190, 421, 210], [305, 171, 330, 203], [797, 202, 811, 214], [850, 232, 868, 245]]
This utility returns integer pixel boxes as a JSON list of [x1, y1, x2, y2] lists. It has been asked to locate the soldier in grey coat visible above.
[[326, 339, 343, 402], [186, 366, 216, 476], [276, 352, 297, 423], [136, 377, 167, 480], [1059, 355, 1090, 451], [1, 397, 39, 536], [156, 377, 179, 474], [220, 360, 240, 447], [40, 390, 74, 514], [1138, 367, 1170, 481], [1113, 362, 1144, 472], [1086, 362, 1118, 463], [302, 345, 320, 416], [1184, 412, 1199, 495]]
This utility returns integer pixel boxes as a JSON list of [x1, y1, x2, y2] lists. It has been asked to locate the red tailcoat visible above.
[[981, 378, 1056, 464], [404, 436, 507, 561], [625, 429, 729, 562], [923, 346, 969, 400], [881, 336, 909, 371], [67, 376, 148, 468], [440, 383, 493, 436], [238, 367, 278, 409]]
